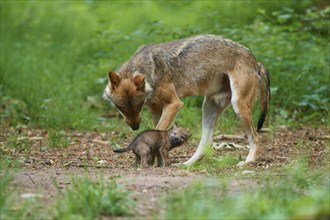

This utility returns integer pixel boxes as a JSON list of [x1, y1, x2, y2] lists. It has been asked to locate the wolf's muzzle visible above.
[[130, 124, 140, 130]]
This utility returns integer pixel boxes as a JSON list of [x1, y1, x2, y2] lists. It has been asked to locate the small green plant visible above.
[[47, 129, 70, 148], [55, 176, 135, 219], [2, 131, 30, 153]]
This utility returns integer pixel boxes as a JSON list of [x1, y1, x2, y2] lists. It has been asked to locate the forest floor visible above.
[[1, 125, 328, 218]]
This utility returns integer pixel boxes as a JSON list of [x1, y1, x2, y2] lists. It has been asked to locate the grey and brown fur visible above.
[[104, 34, 270, 166], [113, 127, 190, 167]]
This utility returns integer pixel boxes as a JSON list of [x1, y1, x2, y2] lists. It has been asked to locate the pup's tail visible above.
[[257, 62, 270, 131], [112, 143, 134, 153]]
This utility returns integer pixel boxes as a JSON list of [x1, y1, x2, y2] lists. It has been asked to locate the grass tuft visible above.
[[55, 176, 134, 219]]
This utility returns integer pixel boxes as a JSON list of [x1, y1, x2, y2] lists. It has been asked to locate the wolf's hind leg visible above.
[[229, 74, 259, 166], [184, 94, 230, 166]]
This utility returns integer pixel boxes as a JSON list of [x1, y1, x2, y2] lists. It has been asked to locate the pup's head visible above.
[[169, 126, 191, 149], [103, 71, 151, 130]]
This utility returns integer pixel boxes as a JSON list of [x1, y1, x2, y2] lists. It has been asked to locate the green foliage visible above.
[[1, 1, 328, 130], [217, 6, 330, 125], [0, 1, 104, 130], [165, 162, 330, 219]]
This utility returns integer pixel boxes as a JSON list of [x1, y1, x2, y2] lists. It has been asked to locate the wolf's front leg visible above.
[[155, 99, 183, 130]]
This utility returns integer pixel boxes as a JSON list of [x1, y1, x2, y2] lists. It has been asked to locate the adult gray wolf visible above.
[[104, 34, 270, 166], [113, 126, 191, 167]]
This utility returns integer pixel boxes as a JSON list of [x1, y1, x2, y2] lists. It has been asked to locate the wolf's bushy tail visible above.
[[257, 62, 270, 131]]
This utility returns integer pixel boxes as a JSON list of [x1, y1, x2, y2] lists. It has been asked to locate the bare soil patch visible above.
[[1, 125, 328, 217]]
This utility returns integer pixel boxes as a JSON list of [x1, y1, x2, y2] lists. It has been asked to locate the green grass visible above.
[[47, 129, 70, 148], [165, 161, 330, 219], [54, 176, 134, 219], [181, 147, 241, 174], [0, 174, 135, 219]]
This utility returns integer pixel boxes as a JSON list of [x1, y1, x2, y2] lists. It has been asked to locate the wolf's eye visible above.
[[113, 103, 128, 115], [136, 102, 144, 112]]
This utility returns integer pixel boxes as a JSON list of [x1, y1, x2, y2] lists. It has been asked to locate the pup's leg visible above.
[[156, 152, 163, 167], [229, 74, 259, 166], [135, 154, 141, 167], [160, 147, 170, 166], [140, 154, 149, 168], [147, 155, 156, 166], [184, 94, 230, 165]]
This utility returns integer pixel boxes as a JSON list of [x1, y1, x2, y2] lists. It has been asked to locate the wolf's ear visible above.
[[133, 74, 145, 91], [108, 71, 121, 88]]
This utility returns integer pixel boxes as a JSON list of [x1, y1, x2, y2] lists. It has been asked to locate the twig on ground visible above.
[[213, 134, 246, 141], [25, 173, 36, 185], [91, 139, 109, 146], [64, 162, 110, 168]]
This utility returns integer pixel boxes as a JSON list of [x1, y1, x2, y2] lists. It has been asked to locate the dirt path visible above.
[[2, 126, 329, 217]]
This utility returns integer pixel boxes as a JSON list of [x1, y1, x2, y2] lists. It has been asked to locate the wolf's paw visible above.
[[172, 162, 186, 167], [237, 161, 248, 167]]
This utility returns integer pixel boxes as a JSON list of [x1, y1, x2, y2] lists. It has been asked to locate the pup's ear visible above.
[[133, 74, 145, 91], [169, 123, 177, 130], [108, 71, 121, 89]]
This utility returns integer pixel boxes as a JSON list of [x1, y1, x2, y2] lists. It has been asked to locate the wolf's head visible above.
[[103, 71, 151, 130], [169, 126, 191, 149]]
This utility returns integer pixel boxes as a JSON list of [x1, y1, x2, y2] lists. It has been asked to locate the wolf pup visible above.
[[104, 34, 270, 166], [113, 126, 190, 167]]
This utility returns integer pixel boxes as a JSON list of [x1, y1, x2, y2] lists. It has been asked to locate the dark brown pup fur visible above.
[[113, 127, 190, 167]]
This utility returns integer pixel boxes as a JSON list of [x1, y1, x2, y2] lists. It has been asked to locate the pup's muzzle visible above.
[[171, 137, 185, 146]]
